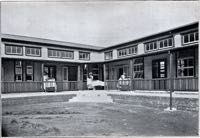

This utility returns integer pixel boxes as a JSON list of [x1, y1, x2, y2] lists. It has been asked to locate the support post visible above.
[[41, 63, 44, 91], [77, 64, 81, 90], [165, 50, 176, 111], [129, 59, 133, 91], [103, 64, 107, 90], [169, 51, 173, 110]]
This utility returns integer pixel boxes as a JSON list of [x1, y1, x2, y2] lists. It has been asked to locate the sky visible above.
[[1, 1, 199, 47]]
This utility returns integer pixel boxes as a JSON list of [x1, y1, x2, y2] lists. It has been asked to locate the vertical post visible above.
[[41, 63, 44, 91], [169, 51, 174, 110], [77, 64, 81, 90], [103, 64, 107, 90], [129, 59, 133, 91]]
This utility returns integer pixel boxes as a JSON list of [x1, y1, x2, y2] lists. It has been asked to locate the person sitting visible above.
[[117, 73, 130, 91]]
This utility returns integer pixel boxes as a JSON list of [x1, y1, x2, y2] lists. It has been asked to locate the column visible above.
[[129, 59, 133, 90], [77, 64, 82, 90]]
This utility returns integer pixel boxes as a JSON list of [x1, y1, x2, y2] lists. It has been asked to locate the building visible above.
[[1, 22, 198, 93]]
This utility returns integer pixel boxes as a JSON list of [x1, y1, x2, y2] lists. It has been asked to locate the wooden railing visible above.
[[1, 77, 198, 93], [105, 77, 198, 91], [1, 81, 43, 93]]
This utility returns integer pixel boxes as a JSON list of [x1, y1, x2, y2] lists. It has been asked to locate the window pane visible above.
[[150, 43, 153, 50], [188, 59, 194, 66], [183, 69, 188, 76], [6, 46, 11, 53], [135, 47, 137, 53], [183, 59, 188, 67], [31, 48, 35, 55], [12, 47, 17, 53], [146, 44, 149, 50], [36, 49, 40, 55], [190, 33, 195, 42], [160, 41, 163, 48], [27, 48, 31, 55], [195, 32, 198, 41], [188, 68, 193, 76], [168, 38, 172, 46], [154, 42, 157, 49], [164, 40, 168, 47], [184, 35, 189, 43]]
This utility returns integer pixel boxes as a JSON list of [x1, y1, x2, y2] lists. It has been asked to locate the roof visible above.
[[1, 33, 103, 51], [1, 21, 198, 51], [102, 21, 199, 51]]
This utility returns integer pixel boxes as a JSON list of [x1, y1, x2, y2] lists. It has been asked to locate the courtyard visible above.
[[2, 91, 198, 137]]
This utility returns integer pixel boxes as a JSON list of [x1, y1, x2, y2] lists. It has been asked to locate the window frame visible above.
[[117, 46, 137, 58], [182, 31, 198, 45], [145, 41, 158, 52], [104, 51, 113, 60], [48, 49, 74, 59], [25, 61, 34, 81], [25, 47, 41, 57], [133, 58, 144, 79], [79, 51, 90, 60], [177, 56, 194, 78], [14, 60, 23, 81], [5, 45, 23, 56], [152, 59, 167, 79]]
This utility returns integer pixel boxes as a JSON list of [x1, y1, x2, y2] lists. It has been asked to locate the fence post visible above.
[[168, 51, 174, 110]]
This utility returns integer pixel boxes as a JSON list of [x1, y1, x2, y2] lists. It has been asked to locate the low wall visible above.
[[2, 94, 76, 106], [108, 94, 198, 111]]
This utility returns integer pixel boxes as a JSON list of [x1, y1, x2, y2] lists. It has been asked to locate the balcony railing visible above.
[[1, 77, 198, 93], [105, 77, 198, 91]]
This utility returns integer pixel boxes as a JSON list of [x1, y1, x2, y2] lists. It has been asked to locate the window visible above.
[[105, 51, 113, 60], [48, 49, 74, 59], [183, 31, 198, 44], [118, 46, 137, 58], [26, 61, 34, 81], [152, 59, 167, 78], [79, 52, 90, 60], [145, 41, 157, 52], [63, 67, 68, 81], [133, 58, 144, 78], [158, 38, 173, 49], [26, 47, 41, 57], [5, 45, 23, 55], [15, 61, 23, 81], [177, 57, 194, 77]]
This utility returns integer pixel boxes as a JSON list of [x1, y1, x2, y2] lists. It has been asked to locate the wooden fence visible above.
[[1, 77, 198, 93]]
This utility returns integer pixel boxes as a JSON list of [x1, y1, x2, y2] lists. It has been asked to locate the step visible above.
[[69, 92, 113, 103]]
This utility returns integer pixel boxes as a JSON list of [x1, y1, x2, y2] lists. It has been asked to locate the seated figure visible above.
[[117, 73, 130, 91]]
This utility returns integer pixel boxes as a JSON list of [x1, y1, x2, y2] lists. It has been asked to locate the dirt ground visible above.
[[2, 102, 198, 137]]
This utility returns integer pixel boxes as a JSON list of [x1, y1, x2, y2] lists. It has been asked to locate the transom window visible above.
[[133, 58, 144, 78], [79, 52, 90, 60], [5, 45, 23, 55], [26, 47, 41, 57], [145, 37, 173, 52], [177, 57, 194, 77], [105, 51, 113, 60], [118, 46, 137, 58], [183, 31, 198, 44], [145, 41, 157, 52], [158, 38, 173, 49], [48, 49, 74, 59], [152, 59, 167, 78]]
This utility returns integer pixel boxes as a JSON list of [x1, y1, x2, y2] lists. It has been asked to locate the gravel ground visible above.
[[2, 102, 198, 137]]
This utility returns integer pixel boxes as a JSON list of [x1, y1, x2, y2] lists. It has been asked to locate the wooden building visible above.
[[1, 22, 198, 93]]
